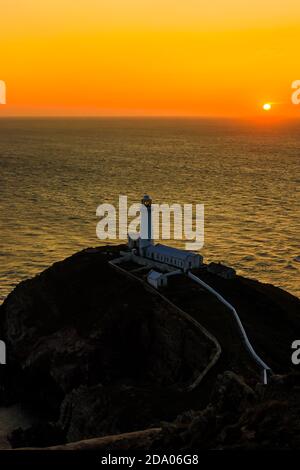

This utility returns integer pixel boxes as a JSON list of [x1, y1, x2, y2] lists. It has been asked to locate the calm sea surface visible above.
[[0, 118, 299, 301]]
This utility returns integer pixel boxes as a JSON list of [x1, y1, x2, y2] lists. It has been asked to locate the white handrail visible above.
[[188, 272, 272, 383]]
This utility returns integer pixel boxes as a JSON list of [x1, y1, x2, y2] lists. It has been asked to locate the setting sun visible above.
[[263, 103, 272, 111]]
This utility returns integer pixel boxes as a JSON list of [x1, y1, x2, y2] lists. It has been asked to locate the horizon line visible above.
[[0, 114, 299, 120]]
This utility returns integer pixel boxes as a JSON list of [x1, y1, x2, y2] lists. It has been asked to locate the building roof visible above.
[[146, 244, 198, 260], [147, 270, 164, 281]]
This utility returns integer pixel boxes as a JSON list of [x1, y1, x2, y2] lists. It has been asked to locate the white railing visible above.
[[188, 272, 272, 384]]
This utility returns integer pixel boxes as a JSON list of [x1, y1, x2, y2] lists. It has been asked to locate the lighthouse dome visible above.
[[141, 194, 152, 206]]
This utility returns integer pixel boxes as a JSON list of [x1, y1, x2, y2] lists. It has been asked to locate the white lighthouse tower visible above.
[[139, 194, 153, 255]]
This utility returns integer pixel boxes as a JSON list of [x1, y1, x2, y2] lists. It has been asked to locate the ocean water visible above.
[[0, 118, 299, 302]]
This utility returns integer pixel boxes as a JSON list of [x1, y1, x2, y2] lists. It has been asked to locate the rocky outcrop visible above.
[[19, 371, 300, 451], [147, 371, 300, 450], [0, 246, 214, 446], [0, 245, 299, 450]]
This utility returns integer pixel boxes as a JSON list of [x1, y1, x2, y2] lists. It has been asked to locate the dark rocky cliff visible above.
[[0, 245, 299, 450]]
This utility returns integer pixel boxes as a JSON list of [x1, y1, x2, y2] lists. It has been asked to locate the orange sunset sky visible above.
[[1, 0, 300, 117]]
